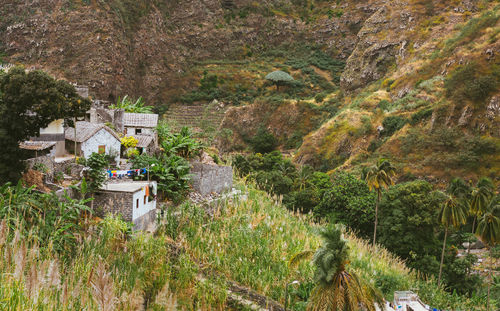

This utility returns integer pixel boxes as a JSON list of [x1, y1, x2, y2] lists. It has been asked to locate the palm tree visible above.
[[364, 159, 396, 245], [437, 192, 468, 286], [469, 178, 494, 252], [307, 226, 383, 311], [475, 196, 500, 311]]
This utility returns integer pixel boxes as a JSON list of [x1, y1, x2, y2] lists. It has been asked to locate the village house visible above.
[[86, 104, 159, 154], [65, 121, 121, 163], [123, 112, 158, 136], [93, 181, 158, 231], [20, 119, 66, 158]]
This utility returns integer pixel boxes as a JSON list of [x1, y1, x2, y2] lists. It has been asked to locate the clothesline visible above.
[[107, 168, 148, 179]]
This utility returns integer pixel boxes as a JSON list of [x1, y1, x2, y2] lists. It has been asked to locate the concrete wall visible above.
[[81, 128, 121, 163], [132, 185, 156, 220], [93, 191, 133, 222], [190, 162, 233, 195], [133, 208, 157, 231]]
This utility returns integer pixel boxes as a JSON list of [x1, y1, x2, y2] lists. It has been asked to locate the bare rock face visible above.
[[341, 2, 418, 92]]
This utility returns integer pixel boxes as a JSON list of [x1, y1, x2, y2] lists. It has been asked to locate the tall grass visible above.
[[162, 182, 487, 310]]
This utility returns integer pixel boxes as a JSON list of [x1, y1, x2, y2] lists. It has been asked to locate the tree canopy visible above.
[[265, 70, 294, 90], [0, 66, 91, 182]]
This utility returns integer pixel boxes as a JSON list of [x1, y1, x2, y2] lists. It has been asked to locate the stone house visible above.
[[93, 181, 158, 231], [65, 121, 121, 163], [124, 113, 158, 137]]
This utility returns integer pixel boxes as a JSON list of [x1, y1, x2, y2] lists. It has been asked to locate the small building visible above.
[[20, 141, 58, 158], [124, 112, 158, 137], [65, 121, 121, 163], [131, 134, 156, 154], [93, 181, 158, 231], [27, 119, 66, 157]]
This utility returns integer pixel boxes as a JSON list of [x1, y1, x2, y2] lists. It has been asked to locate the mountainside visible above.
[[1, 0, 499, 182]]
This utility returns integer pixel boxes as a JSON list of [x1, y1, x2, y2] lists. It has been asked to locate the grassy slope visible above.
[[0, 181, 487, 310], [164, 181, 486, 310]]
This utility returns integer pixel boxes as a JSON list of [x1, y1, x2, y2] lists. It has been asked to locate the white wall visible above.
[[81, 128, 121, 163], [132, 182, 157, 221]]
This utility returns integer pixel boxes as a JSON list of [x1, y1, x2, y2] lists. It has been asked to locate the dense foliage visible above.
[[0, 66, 90, 182], [131, 125, 200, 201], [110, 95, 153, 113]]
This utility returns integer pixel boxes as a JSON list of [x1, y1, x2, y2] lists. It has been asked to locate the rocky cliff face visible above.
[[2, 0, 498, 182], [1, 0, 380, 102]]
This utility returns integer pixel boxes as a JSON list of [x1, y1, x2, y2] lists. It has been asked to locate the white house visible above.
[[94, 181, 158, 231], [65, 121, 121, 163]]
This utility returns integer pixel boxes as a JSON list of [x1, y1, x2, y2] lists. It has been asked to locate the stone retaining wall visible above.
[[190, 162, 233, 195], [92, 191, 133, 222]]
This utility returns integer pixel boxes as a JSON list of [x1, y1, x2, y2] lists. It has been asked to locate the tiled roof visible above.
[[123, 113, 158, 128], [131, 135, 154, 148], [65, 121, 120, 142], [19, 141, 57, 151]]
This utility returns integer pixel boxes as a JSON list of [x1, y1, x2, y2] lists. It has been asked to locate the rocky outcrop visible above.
[[1, 0, 382, 102], [341, 2, 418, 92]]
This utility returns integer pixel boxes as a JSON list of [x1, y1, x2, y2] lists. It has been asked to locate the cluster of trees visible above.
[[0, 66, 91, 183], [233, 151, 499, 303], [131, 124, 202, 202]]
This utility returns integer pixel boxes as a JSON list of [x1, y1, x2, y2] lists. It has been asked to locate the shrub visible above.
[[314, 92, 326, 103], [250, 127, 278, 153], [410, 108, 433, 125], [377, 100, 391, 111], [444, 62, 499, 103], [380, 115, 407, 137]]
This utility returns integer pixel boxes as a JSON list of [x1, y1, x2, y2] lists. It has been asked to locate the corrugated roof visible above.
[[65, 121, 120, 143], [131, 135, 154, 148], [124, 113, 158, 128], [19, 141, 57, 151]]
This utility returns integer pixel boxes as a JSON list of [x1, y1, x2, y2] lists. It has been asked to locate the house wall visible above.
[[132, 183, 157, 221], [81, 128, 121, 163], [125, 127, 154, 136], [93, 191, 133, 222]]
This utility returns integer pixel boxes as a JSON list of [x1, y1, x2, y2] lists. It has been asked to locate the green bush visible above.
[[380, 115, 407, 137], [249, 127, 278, 153], [444, 62, 499, 103], [314, 92, 326, 103], [377, 99, 391, 111], [410, 108, 433, 125]]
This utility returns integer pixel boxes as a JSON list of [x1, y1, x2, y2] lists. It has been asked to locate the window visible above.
[[144, 195, 147, 205], [136, 128, 142, 134], [136, 198, 139, 209], [98, 145, 105, 154]]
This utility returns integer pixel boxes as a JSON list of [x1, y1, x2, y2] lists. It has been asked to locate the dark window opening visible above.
[[136, 198, 139, 208], [136, 128, 142, 134]]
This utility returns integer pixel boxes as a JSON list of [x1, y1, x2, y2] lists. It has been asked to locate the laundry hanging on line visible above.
[[106, 168, 148, 179]]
